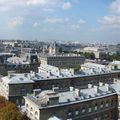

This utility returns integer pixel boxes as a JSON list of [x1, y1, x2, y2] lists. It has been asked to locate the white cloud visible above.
[[43, 8, 54, 12], [110, 0, 120, 14], [26, 0, 50, 6], [70, 19, 86, 30], [78, 19, 86, 24], [44, 17, 69, 24], [100, 15, 120, 25], [71, 24, 80, 30], [99, 15, 120, 29], [0, 0, 62, 11], [62, 2, 72, 10], [0, 0, 76, 12], [8, 16, 23, 27], [33, 22, 39, 27]]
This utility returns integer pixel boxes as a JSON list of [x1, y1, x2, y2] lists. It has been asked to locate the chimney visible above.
[[75, 88, 80, 96], [88, 84, 92, 88], [99, 82, 103, 87], [52, 87, 59, 93], [105, 83, 109, 91], [93, 85, 98, 93], [33, 89, 41, 96], [69, 86, 74, 91]]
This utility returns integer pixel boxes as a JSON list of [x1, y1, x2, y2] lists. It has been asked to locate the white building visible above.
[[108, 61, 120, 70], [81, 62, 110, 75], [82, 47, 106, 59], [24, 82, 120, 120], [38, 64, 74, 77]]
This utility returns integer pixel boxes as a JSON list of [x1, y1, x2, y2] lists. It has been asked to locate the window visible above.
[[26, 104, 29, 108], [35, 117, 38, 120], [106, 101, 109, 107], [16, 99, 19, 104], [95, 104, 98, 111], [88, 107, 92, 112], [75, 110, 79, 115], [82, 107, 85, 113], [22, 99, 25, 104], [35, 111, 38, 116], [100, 102, 104, 109], [30, 107, 33, 112], [30, 113, 33, 118], [111, 99, 114, 106], [119, 101, 120, 106], [20, 88, 26, 95], [68, 110, 72, 117], [94, 118, 98, 120]]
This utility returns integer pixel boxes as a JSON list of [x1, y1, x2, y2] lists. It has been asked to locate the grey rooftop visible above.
[[24, 82, 119, 109]]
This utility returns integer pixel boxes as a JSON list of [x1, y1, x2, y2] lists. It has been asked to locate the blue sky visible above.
[[0, 0, 120, 43]]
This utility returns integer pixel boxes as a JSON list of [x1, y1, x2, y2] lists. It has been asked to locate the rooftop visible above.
[[81, 62, 110, 75], [2, 74, 34, 84], [24, 83, 119, 109], [1, 69, 120, 84], [109, 61, 120, 65], [48, 116, 61, 120], [41, 54, 84, 58], [7, 56, 29, 65]]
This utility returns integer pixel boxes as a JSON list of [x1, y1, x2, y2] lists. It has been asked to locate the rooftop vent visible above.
[[88, 84, 92, 88], [33, 89, 41, 96], [75, 89, 80, 97], [52, 87, 59, 93], [9, 74, 14, 78], [99, 82, 103, 87], [93, 85, 98, 93], [19, 77, 24, 81], [69, 86, 74, 91]]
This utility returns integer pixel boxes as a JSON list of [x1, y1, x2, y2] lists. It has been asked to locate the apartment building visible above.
[[24, 82, 119, 120], [40, 54, 85, 68], [0, 64, 120, 106]]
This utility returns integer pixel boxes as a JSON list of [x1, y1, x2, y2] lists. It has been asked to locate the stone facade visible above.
[[24, 85, 118, 120], [0, 71, 120, 106], [40, 55, 85, 68], [33, 72, 119, 90]]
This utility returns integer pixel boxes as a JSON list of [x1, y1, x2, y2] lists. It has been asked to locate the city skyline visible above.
[[0, 0, 120, 43]]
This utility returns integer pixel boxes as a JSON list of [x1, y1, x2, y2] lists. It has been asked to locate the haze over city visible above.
[[0, 0, 120, 43]]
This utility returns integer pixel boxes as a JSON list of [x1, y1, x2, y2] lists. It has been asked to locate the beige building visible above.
[[0, 64, 120, 106], [108, 61, 120, 70], [82, 47, 106, 59], [48, 42, 59, 55], [0, 74, 34, 105], [24, 82, 119, 120], [40, 54, 85, 68]]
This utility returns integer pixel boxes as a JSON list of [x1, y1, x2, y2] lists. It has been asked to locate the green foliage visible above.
[[0, 96, 29, 120], [0, 102, 22, 120], [84, 52, 95, 60], [74, 64, 81, 71], [105, 54, 120, 61]]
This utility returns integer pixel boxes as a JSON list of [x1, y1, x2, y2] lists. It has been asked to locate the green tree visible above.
[[0, 102, 22, 120], [0, 96, 29, 120], [74, 64, 81, 72]]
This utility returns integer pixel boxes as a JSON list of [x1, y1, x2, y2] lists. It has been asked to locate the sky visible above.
[[0, 0, 120, 43]]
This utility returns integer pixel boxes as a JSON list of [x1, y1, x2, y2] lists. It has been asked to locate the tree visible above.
[[0, 96, 29, 120], [0, 96, 6, 108], [74, 64, 81, 72], [0, 102, 22, 120], [84, 52, 95, 60]]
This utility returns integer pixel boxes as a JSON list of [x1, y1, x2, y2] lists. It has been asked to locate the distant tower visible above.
[[49, 42, 59, 55]]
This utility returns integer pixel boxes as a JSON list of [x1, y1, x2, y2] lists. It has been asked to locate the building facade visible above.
[[0, 68, 120, 106], [24, 82, 119, 120], [40, 54, 85, 68]]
